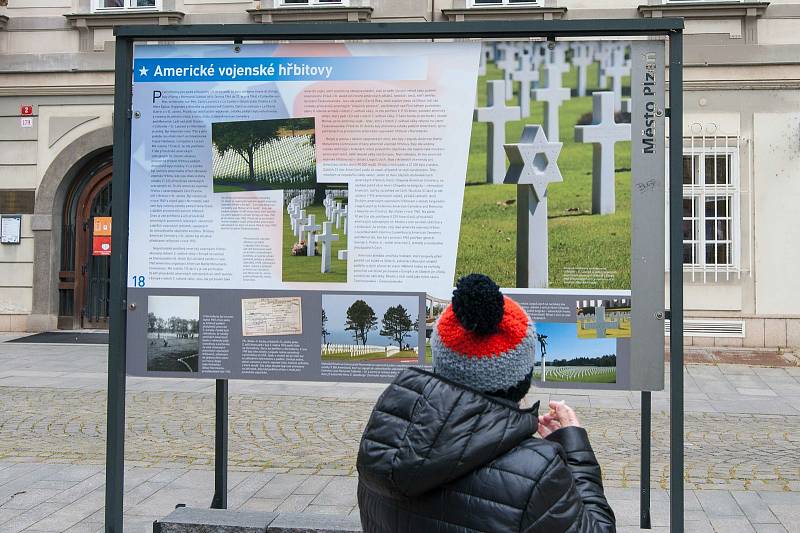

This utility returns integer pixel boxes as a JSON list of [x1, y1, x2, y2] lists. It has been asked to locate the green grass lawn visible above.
[[283, 202, 347, 283], [533, 366, 617, 383], [457, 61, 632, 289], [321, 350, 417, 363]]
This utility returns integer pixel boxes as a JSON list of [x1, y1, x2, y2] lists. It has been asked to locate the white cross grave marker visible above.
[[605, 47, 630, 111], [585, 306, 619, 338], [574, 91, 631, 215], [474, 80, 521, 184], [503, 125, 564, 288], [295, 209, 308, 242], [571, 42, 594, 97], [300, 214, 321, 257], [497, 53, 518, 100], [548, 42, 571, 80], [512, 60, 539, 118], [532, 65, 571, 142], [318, 221, 339, 274]]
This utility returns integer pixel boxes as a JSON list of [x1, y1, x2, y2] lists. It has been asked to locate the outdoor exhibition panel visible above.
[[108, 20, 684, 533], [126, 38, 664, 391]]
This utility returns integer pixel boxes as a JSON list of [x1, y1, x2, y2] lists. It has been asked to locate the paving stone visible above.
[[696, 490, 744, 518], [311, 478, 358, 507], [267, 512, 361, 532], [274, 494, 316, 513], [256, 475, 308, 500], [303, 505, 355, 516], [709, 517, 757, 533], [731, 490, 779, 523], [239, 498, 282, 513], [293, 475, 332, 496]]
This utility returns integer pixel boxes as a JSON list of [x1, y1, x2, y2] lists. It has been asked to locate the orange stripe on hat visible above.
[[436, 296, 529, 359]]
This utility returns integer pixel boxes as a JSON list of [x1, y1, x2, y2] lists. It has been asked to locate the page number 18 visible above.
[[131, 275, 146, 288]]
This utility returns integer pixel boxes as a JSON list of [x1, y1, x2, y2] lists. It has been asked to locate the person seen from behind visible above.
[[356, 273, 616, 532]]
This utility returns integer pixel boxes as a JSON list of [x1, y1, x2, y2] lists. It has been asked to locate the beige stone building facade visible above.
[[0, 0, 798, 349]]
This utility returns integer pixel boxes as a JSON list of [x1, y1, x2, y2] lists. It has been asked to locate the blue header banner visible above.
[[134, 56, 426, 82]]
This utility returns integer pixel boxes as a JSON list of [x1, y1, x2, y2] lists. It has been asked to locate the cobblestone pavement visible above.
[[1, 386, 799, 493], [0, 342, 798, 532]]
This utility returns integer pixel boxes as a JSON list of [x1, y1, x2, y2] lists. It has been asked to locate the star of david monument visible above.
[[503, 125, 563, 288]]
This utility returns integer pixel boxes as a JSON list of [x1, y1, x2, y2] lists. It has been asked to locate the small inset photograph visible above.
[[423, 293, 451, 365], [212, 117, 316, 193], [533, 322, 616, 384], [283, 184, 348, 283], [147, 295, 200, 372], [576, 297, 631, 338], [321, 294, 420, 364]]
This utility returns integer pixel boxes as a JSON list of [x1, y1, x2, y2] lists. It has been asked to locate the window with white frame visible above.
[[470, 0, 540, 7], [93, 0, 160, 12], [681, 146, 739, 269], [280, 0, 348, 6]]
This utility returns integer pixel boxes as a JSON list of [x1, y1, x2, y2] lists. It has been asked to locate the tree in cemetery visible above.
[[147, 312, 157, 332], [344, 300, 378, 346], [188, 319, 199, 339], [380, 305, 417, 350], [212, 120, 282, 182], [321, 309, 330, 346]]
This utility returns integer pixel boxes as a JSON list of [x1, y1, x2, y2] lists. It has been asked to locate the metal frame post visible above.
[[641, 390, 652, 529], [211, 379, 228, 509], [105, 35, 133, 533], [668, 29, 685, 533], [107, 20, 684, 532]]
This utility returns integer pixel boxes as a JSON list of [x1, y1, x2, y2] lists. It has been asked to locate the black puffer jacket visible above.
[[356, 368, 615, 532]]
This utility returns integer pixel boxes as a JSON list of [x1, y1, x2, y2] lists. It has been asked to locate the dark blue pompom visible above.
[[451, 274, 504, 335]]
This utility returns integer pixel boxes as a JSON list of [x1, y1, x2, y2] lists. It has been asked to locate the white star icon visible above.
[[503, 125, 563, 201], [139, 65, 149, 77]]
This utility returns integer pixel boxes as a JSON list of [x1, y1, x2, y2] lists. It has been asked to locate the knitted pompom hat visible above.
[[431, 274, 536, 403]]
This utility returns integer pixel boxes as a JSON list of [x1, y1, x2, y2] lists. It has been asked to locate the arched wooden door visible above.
[[76, 169, 112, 329], [60, 161, 112, 329]]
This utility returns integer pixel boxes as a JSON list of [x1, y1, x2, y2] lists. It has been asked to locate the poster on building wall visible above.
[[126, 39, 665, 391]]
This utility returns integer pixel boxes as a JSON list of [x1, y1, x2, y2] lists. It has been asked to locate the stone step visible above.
[[154, 507, 362, 533]]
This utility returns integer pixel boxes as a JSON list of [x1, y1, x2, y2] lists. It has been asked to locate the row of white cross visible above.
[[213, 135, 315, 184], [482, 40, 631, 108], [498, 79, 633, 288], [482, 84, 630, 217], [286, 190, 349, 274]]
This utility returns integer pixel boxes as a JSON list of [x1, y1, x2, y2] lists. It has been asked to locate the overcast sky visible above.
[[148, 295, 199, 321], [535, 322, 616, 361], [323, 294, 420, 346]]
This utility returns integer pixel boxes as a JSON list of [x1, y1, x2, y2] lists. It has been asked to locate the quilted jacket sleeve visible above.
[[544, 426, 616, 532]]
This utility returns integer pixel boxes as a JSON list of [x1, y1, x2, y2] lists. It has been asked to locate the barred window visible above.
[[471, 0, 540, 6], [280, 0, 348, 6], [94, 0, 159, 11], [667, 136, 742, 281]]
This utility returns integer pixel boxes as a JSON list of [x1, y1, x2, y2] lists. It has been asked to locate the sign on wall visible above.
[[126, 39, 666, 391]]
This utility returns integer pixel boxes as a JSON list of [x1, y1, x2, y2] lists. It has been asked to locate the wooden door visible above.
[[74, 166, 112, 329]]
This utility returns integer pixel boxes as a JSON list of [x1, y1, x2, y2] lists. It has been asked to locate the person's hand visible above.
[[537, 400, 581, 438]]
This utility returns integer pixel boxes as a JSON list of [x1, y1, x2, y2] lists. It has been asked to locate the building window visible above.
[[279, 0, 348, 6], [93, 0, 161, 11], [470, 0, 540, 6], [667, 139, 741, 281]]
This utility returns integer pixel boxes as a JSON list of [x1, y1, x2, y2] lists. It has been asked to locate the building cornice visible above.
[[64, 10, 184, 27], [0, 85, 115, 97], [638, 2, 769, 19], [669, 78, 800, 91], [639, 2, 768, 43], [63, 10, 184, 52], [248, 6, 373, 23], [441, 6, 567, 22]]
